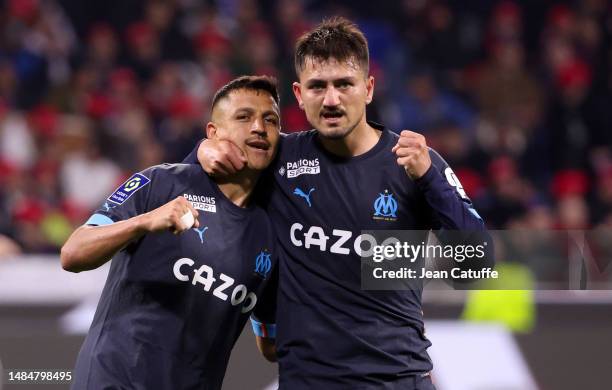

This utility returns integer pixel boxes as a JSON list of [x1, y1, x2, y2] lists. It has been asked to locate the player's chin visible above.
[[316, 118, 355, 139], [318, 126, 352, 139], [246, 155, 273, 171]]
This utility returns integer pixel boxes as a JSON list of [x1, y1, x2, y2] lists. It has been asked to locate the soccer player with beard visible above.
[[187, 18, 491, 390], [61, 76, 280, 390]]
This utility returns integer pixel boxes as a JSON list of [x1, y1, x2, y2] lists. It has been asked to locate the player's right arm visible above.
[[182, 134, 286, 176], [61, 196, 199, 273], [181, 139, 247, 176]]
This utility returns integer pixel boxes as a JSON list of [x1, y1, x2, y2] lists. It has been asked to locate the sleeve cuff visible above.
[[414, 164, 440, 190], [250, 317, 276, 338], [85, 213, 115, 226]]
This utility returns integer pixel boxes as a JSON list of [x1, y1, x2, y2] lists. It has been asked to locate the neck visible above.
[[319, 117, 381, 157], [214, 168, 260, 208]]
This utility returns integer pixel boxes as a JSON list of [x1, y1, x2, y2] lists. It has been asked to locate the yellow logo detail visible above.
[[123, 177, 141, 192]]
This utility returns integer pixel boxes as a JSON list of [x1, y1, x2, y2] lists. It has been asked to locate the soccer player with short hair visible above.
[[61, 75, 281, 390], [190, 18, 491, 390]]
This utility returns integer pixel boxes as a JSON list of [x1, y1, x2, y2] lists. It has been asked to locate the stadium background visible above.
[[0, 0, 611, 389]]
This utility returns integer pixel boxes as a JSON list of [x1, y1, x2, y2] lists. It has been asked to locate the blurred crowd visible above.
[[0, 0, 611, 255]]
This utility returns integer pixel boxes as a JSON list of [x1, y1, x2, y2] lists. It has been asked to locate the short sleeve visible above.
[[85, 167, 156, 226]]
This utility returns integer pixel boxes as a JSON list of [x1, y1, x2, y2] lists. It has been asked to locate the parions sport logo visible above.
[[183, 193, 216, 213], [280, 158, 320, 178]]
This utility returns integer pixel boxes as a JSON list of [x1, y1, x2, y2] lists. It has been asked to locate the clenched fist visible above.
[[392, 130, 432, 180], [139, 196, 200, 234]]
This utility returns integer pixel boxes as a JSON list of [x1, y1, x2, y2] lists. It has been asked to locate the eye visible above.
[[265, 116, 279, 125], [337, 81, 352, 89], [236, 114, 249, 121]]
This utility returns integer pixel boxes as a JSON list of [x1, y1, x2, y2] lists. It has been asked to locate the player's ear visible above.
[[206, 122, 217, 139], [292, 82, 304, 110], [365, 75, 375, 105]]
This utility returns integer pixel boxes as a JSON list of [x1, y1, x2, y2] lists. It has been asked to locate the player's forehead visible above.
[[299, 56, 366, 81], [216, 89, 279, 117]]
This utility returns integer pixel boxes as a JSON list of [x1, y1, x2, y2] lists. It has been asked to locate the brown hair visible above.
[[294, 17, 369, 76], [211, 75, 279, 113]]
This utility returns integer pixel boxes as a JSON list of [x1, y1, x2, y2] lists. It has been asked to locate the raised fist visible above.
[[392, 130, 432, 180]]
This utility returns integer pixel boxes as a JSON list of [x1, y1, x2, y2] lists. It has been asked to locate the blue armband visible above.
[[250, 317, 276, 338]]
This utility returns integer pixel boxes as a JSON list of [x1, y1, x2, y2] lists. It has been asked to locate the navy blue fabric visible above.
[[72, 163, 277, 390], [184, 123, 487, 389]]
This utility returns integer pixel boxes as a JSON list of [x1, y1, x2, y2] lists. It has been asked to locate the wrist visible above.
[[414, 164, 437, 186], [132, 213, 151, 234], [405, 163, 431, 180]]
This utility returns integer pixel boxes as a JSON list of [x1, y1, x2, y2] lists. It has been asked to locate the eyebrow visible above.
[[305, 77, 356, 87], [232, 107, 279, 118], [334, 77, 356, 84], [233, 107, 255, 115]]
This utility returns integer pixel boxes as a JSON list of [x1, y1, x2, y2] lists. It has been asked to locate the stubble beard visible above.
[[316, 118, 360, 140]]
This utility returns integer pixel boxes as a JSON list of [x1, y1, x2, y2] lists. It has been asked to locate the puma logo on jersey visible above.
[[103, 202, 115, 211], [293, 187, 315, 207], [193, 226, 209, 244]]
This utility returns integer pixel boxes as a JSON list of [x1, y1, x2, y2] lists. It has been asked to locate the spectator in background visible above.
[[85, 23, 119, 79], [0, 109, 37, 170], [592, 167, 612, 225], [0, 62, 18, 106], [124, 21, 160, 82], [475, 156, 533, 228], [144, 0, 192, 61], [391, 69, 475, 139], [552, 170, 591, 229], [473, 40, 543, 155], [546, 60, 596, 171], [59, 115, 121, 213], [156, 92, 202, 163]]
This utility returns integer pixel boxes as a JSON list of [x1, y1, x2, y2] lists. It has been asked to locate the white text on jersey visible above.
[[183, 194, 216, 213]]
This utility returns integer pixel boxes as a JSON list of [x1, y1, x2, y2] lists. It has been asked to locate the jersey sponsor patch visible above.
[[183, 193, 216, 213], [108, 173, 150, 205], [444, 167, 468, 199], [282, 158, 320, 178]]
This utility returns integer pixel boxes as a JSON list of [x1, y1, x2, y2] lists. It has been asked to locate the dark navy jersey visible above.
[[184, 123, 486, 389], [72, 163, 277, 390]]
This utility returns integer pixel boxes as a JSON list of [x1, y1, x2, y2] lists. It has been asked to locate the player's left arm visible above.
[[250, 265, 278, 362], [393, 130, 484, 230], [394, 131, 494, 277]]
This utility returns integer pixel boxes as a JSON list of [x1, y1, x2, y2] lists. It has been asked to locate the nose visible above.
[[322, 86, 340, 107], [251, 117, 265, 135]]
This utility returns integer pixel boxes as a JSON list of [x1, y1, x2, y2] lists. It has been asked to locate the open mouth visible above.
[[321, 111, 344, 120], [245, 138, 270, 151]]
